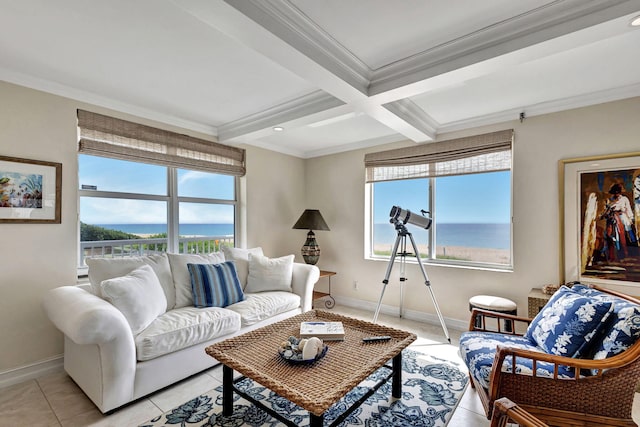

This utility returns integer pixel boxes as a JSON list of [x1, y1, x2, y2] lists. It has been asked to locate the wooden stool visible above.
[[469, 295, 517, 332]]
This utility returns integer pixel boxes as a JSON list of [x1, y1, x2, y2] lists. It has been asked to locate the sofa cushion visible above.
[[226, 291, 301, 326], [100, 265, 167, 335], [167, 252, 225, 308], [86, 254, 175, 309], [221, 246, 264, 289], [459, 331, 575, 389], [134, 306, 241, 361], [525, 286, 613, 357], [245, 253, 294, 293], [572, 284, 640, 359], [187, 261, 244, 308]]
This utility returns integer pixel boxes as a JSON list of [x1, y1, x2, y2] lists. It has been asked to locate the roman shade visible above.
[[78, 110, 245, 176], [364, 129, 513, 183]]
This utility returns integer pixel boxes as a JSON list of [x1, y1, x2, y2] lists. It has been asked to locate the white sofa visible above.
[[43, 249, 319, 413]]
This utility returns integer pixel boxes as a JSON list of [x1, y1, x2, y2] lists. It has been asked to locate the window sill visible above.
[[365, 255, 513, 273]]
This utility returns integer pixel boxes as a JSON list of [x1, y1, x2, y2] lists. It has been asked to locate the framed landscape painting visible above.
[[561, 152, 640, 287], [0, 155, 62, 223]]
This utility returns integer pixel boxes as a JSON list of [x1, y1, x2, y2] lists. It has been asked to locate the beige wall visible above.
[[0, 81, 306, 373], [244, 145, 306, 259], [2, 77, 640, 375], [305, 97, 640, 326]]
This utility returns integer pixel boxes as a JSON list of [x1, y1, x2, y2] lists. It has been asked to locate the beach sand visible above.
[[373, 244, 510, 265]]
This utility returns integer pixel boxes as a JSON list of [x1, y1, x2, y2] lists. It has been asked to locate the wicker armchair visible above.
[[462, 285, 640, 427], [490, 397, 548, 427]]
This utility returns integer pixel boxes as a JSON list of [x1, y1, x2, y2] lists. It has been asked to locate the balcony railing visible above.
[[80, 235, 234, 267]]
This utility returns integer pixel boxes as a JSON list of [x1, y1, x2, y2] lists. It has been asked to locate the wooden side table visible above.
[[527, 288, 551, 318], [313, 270, 336, 309]]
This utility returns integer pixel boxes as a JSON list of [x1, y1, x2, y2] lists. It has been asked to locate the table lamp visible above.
[[292, 209, 330, 265]]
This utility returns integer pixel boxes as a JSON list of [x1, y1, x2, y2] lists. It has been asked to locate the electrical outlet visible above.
[[353, 280, 358, 290]]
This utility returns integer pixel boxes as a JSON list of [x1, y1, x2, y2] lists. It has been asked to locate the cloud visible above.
[[80, 198, 166, 224]]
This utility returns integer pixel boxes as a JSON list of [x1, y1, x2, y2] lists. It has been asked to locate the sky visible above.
[[79, 155, 235, 224], [373, 171, 511, 224], [79, 155, 511, 225]]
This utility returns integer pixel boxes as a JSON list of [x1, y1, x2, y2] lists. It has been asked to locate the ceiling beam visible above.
[[176, 0, 640, 146], [175, 0, 434, 142]]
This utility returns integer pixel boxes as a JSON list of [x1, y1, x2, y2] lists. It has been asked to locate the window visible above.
[[366, 130, 513, 268], [77, 110, 244, 270], [78, 156, 237, 267]]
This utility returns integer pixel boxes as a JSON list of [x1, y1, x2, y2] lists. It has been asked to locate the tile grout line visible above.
[[35, 378, 63, 427]]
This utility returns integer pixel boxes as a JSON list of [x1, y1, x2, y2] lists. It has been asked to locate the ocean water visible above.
[[96, 223, 509, 249], [374, 223, 510, 249], [95, 223, 234, 237]]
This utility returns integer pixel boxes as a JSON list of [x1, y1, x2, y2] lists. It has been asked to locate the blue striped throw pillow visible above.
[[187, 261, 244, 308]]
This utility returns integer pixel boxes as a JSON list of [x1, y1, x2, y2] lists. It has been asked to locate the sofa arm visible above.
[[291, 263, 320, 312], [43, 285, 134, 345], [43, 285, 137, 412]]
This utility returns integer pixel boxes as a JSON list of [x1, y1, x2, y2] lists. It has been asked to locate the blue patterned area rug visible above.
[[139, 349, 468, 427]]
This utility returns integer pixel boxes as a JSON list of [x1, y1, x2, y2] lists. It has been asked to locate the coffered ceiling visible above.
[[1, 0, 639, 158]]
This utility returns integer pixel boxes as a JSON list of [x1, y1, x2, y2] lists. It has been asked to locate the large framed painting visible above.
[[0, 155, 62, 223], [561, 152, 640, 287]]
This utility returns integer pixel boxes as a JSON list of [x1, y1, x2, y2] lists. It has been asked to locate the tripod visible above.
[[372, 220, 451, 343]]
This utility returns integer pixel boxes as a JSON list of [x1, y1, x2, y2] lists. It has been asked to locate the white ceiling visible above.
[[1, 0, 639, 158]]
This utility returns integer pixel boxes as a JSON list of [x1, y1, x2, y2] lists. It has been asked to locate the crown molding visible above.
[[383, 99, 438, 140], [438, 82, 640, 133], [0, 68, 219, 137], [225, 0, 371, 94], [218, 90, 344, 142], [369, 0, 640, 96]]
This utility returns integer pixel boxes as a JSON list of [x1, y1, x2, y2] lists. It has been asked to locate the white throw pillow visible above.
[[221, 246, 264, 289], [100, 265, 167, 335], [167, 252, 225, 308], [245, 253, 294, 293], [86, 254, 175, 309]]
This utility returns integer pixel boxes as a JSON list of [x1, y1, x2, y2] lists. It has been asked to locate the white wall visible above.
[[304, 97, 640, 327], [0, 81, 306, 374]]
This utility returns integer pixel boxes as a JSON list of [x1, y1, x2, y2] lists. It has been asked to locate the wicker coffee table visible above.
[[206, 310, 416, 427]]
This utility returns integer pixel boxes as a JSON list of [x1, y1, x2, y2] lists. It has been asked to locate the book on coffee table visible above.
[[300, 321, 345, 341]]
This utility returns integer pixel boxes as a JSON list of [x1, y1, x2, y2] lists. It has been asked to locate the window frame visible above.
[[77, 157, 239, 274], [365, 173, 513, 271]]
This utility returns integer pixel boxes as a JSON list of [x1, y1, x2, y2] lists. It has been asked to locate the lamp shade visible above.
[[292, 209, 330, 231]]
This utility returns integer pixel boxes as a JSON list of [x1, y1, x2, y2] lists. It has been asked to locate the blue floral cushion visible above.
[[572, 284, 640, 359], [459, 331, 575, 389], [525, 286, 613, 357], [187, 261, 244, 308]]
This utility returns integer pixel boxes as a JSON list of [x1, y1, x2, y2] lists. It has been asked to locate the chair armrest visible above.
[[491, 398, 548, 427], [469, 308, 532, 334], [489, 339, 640, 390], [291, 263, 320, 312], [42, 285, 134, 345]]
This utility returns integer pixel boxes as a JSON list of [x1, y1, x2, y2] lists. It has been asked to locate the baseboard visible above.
[[0, 355, 64, 390], [332, 295, 468, 332]]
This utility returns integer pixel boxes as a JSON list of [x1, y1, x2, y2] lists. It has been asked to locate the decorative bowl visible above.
[[278, 336, 328, 364]]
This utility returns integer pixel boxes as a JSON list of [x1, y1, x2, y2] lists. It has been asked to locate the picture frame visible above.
[[0, 155, 62, 223], [560, 151, 640, 287]]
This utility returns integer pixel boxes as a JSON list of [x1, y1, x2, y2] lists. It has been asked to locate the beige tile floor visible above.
[[0, 304, 638, 426]]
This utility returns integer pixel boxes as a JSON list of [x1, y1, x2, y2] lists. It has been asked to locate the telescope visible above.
[[389, 205, 432, 230], [374, 205, 449, 342]]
